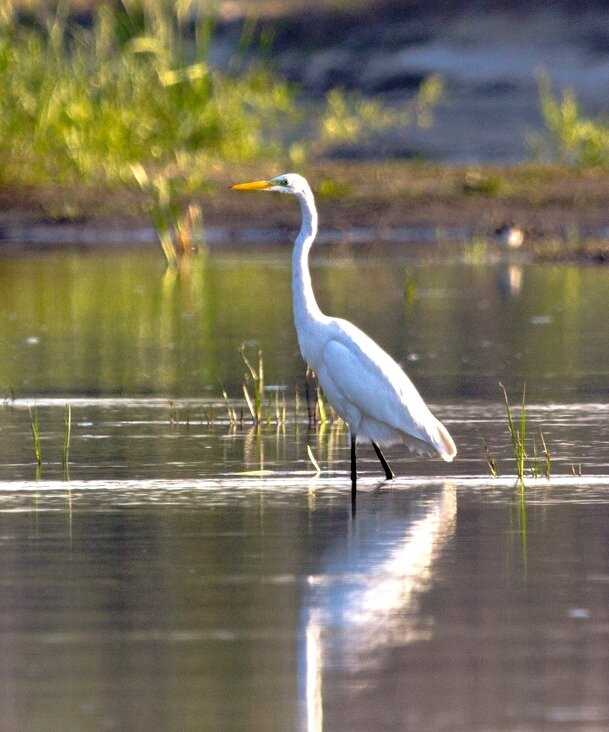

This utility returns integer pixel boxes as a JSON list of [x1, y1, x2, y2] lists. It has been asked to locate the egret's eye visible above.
[[281, 179, 289, 186]]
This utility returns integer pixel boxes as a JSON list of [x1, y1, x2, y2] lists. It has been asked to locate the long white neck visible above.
[[292, 187, 324, 332]]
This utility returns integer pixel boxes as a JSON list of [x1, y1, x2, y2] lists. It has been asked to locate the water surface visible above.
[[1, 250, 608, 399], [1, 248, 608, 731]]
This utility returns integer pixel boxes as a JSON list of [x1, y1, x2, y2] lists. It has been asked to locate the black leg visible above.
[[350, 434, 357, 508], [372, 441, 395, 481]]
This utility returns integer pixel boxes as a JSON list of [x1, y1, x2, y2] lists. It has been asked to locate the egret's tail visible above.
[[429, 418, 457, 462]]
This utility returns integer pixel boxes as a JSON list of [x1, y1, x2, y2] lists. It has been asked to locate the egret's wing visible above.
[[320, 322, 456, 461], [321, 336, 431, 442]]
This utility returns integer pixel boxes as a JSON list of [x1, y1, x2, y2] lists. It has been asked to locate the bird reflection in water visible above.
[[497, 263, 523, 298], [300, 483, 457, 732]]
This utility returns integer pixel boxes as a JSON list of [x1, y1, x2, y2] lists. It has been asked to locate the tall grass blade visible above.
[[539, 430, 552, 479], [306, 444, 321, 474], [519, 384, 527, 480], [62, 403, 72, 470], [242, 384, 256, 423], [499, 382, 527, 484], [221, 388, 236, 425], [483, 439, 497, 478], [240, 345, 264, 424], [159, 229, 179, 268], [28, 406, 42, 468], [499, 382, 517, 452], [531, 437, 539, 479], [316, 386, 328, 424]]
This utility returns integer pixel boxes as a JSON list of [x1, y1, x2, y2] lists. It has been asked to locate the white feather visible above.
[[316, 322, 456, 460]]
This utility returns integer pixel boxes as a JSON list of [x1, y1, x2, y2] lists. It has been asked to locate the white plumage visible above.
[[317, 321, 455, 458], [231, 173, 456, 489]]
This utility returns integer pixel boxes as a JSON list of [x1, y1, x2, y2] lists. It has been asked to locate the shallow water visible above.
[[1, 248, 609, 730], [1, 249, 609, 399]]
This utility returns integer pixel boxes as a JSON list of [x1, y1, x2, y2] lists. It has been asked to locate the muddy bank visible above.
[[2, 162, 609, 249]]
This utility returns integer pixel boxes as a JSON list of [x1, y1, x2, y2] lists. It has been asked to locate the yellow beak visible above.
[[230, 179, 272, 191]]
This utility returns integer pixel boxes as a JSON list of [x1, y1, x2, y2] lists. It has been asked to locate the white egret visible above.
[[231, 174, 456, 494]]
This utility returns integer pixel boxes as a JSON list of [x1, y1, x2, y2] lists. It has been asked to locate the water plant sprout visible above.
[[498, 383, 552, 483], [29, 406, 42, 469], [241, 345, 265, 426], [231, 174, 456, 500], [63, 403, 72, 471], [500, 382, 528, 483]]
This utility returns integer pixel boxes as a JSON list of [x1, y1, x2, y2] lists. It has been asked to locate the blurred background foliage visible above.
[[0, 0, 443, 193], [0, 1, 292, 188], [2, 0, 609, 181], [533, 75, 609, 168]]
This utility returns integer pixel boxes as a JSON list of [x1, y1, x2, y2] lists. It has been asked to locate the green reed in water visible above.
[[241, 345, 265, 425], [499, 383, 528, 483], [28, 406, 42, 468], [315, 383, 329, 425], [304, 367, 333, 427], [539, 430, 552, 479], [221, 388, 238, 426], [483, 438, 498, 479], [306, 444, 321, 474], [62, 403, 72, 470], [213, 348, 339, 429], [497, 383, 553, 483], [130, 165, 204, 267]]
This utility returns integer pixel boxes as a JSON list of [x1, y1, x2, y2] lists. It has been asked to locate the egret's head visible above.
[[230, 173, 309, 196]]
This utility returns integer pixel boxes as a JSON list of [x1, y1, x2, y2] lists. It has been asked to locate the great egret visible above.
[[231, 174, 456, 494]]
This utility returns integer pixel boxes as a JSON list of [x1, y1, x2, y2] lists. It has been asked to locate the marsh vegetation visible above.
[[0, 4, 440, 186]]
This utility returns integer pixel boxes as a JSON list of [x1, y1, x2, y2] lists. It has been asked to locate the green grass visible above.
[[306, 444, 321, 474], [62, 403, 71, 470], [221, 388, 238, 426], [499, 382, 528, 484], [498, 383, 553, 483], [316, 76, 443, 153], [539, 430, 551, 480], [0, 3, 294, 188], [241, 344, 265, 425], [0, 4, 442, 187], [483, 439, 498, 479], [238, 345, 335, 428], [28, 406, 42, 468], [461, 169, 504, 196], [315, 383, 329, 424], [534, 74, 609, 167], [463, 236, 490, 265], [211, 347, 339, 430], [0, 3, 443, 265]]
